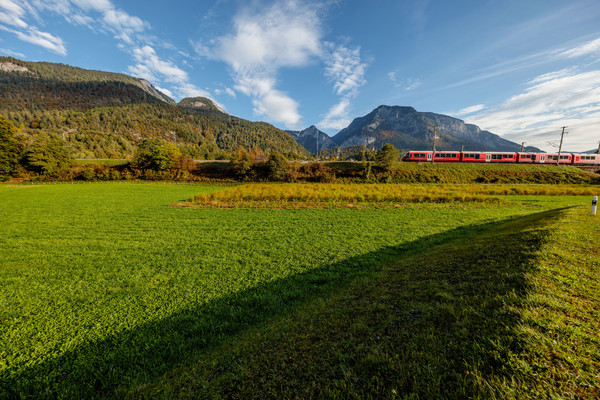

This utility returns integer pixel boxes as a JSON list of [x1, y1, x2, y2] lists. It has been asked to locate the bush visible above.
[[266, 151, 291, 181]]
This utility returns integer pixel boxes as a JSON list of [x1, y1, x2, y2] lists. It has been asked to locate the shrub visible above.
[[266, 151, 291, 181]]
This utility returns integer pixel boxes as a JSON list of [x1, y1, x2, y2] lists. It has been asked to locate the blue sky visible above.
[[1, 0, 600, 151]]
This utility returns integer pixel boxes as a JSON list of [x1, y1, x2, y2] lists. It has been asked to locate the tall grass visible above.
[[188, 183, 599, 208]]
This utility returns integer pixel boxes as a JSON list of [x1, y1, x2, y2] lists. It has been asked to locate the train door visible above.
[[427, 153, 432, 162], [540, 155, 545, 163], [485, 154, 491, 162]]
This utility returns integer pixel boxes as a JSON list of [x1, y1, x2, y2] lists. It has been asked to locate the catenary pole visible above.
[[557, 126, 567, 165], [432, 125, 437, 163]]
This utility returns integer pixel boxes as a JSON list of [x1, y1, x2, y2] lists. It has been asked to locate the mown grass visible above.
[[0, 183, 597, 399], [138, 206, 600, 399], [187, 182, 598, 208]]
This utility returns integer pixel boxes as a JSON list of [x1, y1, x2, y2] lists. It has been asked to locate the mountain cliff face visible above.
[[333, 105, 541, 152], [0, 57, 308, 159], [178, 97, 225, 114], [285, 125, 336, 154]]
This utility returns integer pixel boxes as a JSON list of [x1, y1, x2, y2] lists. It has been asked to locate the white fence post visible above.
[[592, 196, 598, 216]]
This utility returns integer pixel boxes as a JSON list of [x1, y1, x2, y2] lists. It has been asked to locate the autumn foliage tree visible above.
[[132, 138, 181, 171], [376, 143, 400, 171], [0, 115, 24, 180], [266, 151, 291, 181], [22, 133, 74, 176], [229, 147, 254, 179]]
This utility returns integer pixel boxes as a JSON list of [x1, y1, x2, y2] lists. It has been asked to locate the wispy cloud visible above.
[[387, 70, 420, 91], [0, 0, 67, 55], [319, 42, 368, 130], [195, 0, 367, 129], [0, 48, 26, 58], [454, 104, 485, 116], [202, 0, 324, 128], [559, 37, 600, 59], [324, 42, 367, 97], [8, 0, 211, 100], [318, 98, 351, 130], [466, 68, 600, 151]]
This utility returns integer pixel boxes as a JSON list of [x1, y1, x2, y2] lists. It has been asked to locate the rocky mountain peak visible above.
[[178, 97, 225, 114], [0, 61, 30, 73]]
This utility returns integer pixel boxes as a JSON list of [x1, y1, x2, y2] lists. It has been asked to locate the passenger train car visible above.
[[402, 151, 600, 165]]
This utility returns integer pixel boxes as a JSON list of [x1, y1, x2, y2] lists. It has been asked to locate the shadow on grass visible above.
[[0, 209, 567, 399]]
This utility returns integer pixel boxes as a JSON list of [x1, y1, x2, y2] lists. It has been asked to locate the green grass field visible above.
[[1, 183, 598, 399]]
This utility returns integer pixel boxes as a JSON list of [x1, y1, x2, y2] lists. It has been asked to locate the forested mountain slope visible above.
[[0, 57, 308, 159]]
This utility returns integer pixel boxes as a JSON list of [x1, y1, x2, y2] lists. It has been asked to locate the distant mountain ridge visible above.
[[285, 126, 336, 154], [330, 105, 542, 152], [0, 57, 174, 105]]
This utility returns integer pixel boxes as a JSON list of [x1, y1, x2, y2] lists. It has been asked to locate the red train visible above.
[[402, 151, 600, 165]]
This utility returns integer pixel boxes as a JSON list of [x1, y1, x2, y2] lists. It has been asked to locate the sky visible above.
[[1, 0, 600, 152]]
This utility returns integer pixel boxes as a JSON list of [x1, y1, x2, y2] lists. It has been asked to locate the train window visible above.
[[475, 154, 480, 159], [560, 155, 569, 159]]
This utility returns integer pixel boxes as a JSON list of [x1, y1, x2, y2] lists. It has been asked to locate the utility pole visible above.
[[315, 129, 319, 160], [521, 142, 526, 152], [597, 141, 600, 154], [557, 126, 567, 165], [431, 125, 438, 163]]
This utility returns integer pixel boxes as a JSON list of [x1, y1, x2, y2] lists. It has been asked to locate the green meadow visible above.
[[1, 183, 598, 399]]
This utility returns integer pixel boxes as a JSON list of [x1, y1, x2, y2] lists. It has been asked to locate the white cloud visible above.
[[0, 0, 29, 28], [466, 69, 600, 151], [0, 48, 26, 58], [0, 0, 67, 54], [455, 104, 485, 116], [203, 0, 325, 128], [324, 42, 367, 97], [14, 27, 66, 55], [155, 86, 173, 99], [225, 87, 236, 98], [405, 78, 421, 90], [176, 82, 212, 99], [560, 37, 600, 59], [387, 69, 420, 90], [214, 1, 322, 71], [318, 98, 351, 130], [129, 45, 188, 84], [318, 42, 368, 130]]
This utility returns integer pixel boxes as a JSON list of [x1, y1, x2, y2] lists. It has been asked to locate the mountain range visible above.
[[1, 57, 547, 158], [285, 126, 337, 154], [325, 105, 541, 153]]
